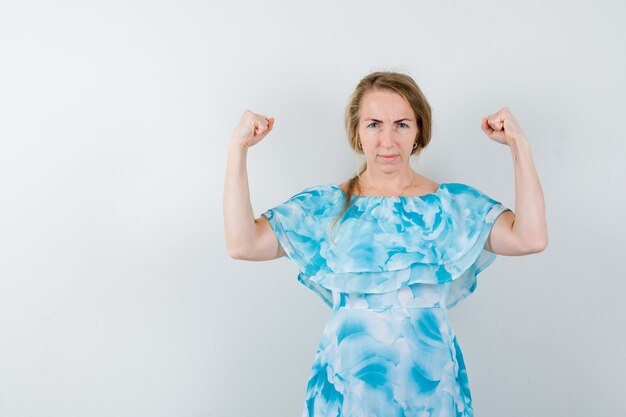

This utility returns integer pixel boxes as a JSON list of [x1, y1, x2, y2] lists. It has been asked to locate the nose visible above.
[[380, 126, 394, 147]]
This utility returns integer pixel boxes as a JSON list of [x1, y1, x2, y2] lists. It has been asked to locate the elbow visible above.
[[226, 242, 251, 260], [526, 235, 548, 254], [227, 248, 244, 260], [227, 246, 254, 260]]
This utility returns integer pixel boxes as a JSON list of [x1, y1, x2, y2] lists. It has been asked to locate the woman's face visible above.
[[358, 89, 418, 171]]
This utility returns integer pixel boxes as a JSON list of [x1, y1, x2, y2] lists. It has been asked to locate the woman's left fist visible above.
[[481, 107, 527, 146]]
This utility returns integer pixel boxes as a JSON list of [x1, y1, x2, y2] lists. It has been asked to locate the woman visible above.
[[224, 72, 547, 416]]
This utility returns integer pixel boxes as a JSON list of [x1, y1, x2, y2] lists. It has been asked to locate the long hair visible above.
[[328, 71, 433, 244]]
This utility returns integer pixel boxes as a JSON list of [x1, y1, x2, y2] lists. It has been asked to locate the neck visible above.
[[360, 169, 416, 193]]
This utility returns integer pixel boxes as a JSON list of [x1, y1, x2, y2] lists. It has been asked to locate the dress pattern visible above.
[[261, 183, 510, 417]]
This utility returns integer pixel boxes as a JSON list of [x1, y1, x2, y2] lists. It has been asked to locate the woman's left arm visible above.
[[481, 107, 548, 256]]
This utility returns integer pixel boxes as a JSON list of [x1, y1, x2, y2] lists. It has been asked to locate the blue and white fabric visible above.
[[262, 183, 510, 416]]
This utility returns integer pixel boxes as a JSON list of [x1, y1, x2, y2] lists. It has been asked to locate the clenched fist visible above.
[[481, 107, 527, 146], [231, 110, 275, 148]]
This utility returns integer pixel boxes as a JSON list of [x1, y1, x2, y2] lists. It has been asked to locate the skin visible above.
[[342, 89, 439, 196], [224, 97, 547, 261], [480, 107, 548, 255]]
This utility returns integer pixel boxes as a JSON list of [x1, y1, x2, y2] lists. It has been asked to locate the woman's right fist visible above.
[[231, 110, 275, 148]]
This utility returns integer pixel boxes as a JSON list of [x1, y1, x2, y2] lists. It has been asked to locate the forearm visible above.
[[509, 137, 548, 250], [223, 141, 257, 257]]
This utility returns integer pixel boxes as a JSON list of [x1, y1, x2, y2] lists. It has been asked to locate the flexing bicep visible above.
[[244, 215, 286, 261], [484, 210, 529, 256]]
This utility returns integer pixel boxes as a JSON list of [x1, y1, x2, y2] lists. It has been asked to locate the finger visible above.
[[246, 112, 260, 130], [488, 117, 503, 131], [481, 117, 494, 134], [244, 109, 258, 127], [255, 120, 268, 135], [255, 113, 269, 126]]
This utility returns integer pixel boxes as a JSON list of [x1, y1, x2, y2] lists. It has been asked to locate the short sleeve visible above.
[[443, 184, 512, 308], [261, 187, 334, 307]]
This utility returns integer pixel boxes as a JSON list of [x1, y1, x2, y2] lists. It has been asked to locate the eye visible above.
[[367, 122, 379, 128], [397, 122, 409, 128]]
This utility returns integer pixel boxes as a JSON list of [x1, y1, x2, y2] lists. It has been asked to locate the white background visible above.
[[1, 1, 625, 416]]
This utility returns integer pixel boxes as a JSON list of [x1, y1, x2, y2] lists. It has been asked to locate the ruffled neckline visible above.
[[326, 182, 449, 201]]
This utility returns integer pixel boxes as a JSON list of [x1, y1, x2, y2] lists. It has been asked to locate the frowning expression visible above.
[[358, 89, 418, 169]]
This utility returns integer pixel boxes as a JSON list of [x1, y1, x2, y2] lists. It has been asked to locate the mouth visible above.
[[378, 154, 399, 161]]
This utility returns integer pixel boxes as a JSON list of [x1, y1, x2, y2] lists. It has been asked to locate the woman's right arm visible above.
[[223, 110, 286, 261]]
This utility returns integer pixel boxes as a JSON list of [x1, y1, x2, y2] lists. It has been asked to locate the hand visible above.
[[231, 110, 275, 148], [481, 107, 527, 146]]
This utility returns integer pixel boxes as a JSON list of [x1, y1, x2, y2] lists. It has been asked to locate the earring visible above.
[[358, 142, 362, 149], [412, 142, 417, 149]]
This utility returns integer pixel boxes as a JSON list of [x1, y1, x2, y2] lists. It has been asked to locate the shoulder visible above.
[[286, 184, 338, 203], [269, 184, 339, 215], [441, 182, 503, 213], [440, 183, 509, 231], [292, 184, 334, 197], [443, 182, 496, 200], [443, 182, 484, 195]]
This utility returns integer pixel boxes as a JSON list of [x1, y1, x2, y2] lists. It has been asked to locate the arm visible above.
[[223, 110, 285, 261], [481, 107, 548, 256]]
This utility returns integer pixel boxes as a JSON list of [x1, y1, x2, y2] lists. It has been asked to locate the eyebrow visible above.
[[364, 117, 414, 123]]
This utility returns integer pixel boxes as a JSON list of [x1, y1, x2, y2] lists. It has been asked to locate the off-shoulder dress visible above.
[[261, 182, 511, 417]]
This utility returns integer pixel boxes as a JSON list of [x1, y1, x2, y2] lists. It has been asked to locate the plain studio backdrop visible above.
[[1, 0, 624, 416]]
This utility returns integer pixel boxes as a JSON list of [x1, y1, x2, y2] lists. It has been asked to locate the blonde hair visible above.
[[329, 71, 433, 243]]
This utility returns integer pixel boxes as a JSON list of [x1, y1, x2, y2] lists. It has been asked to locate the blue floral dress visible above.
[[261, 182, 511, 417]]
